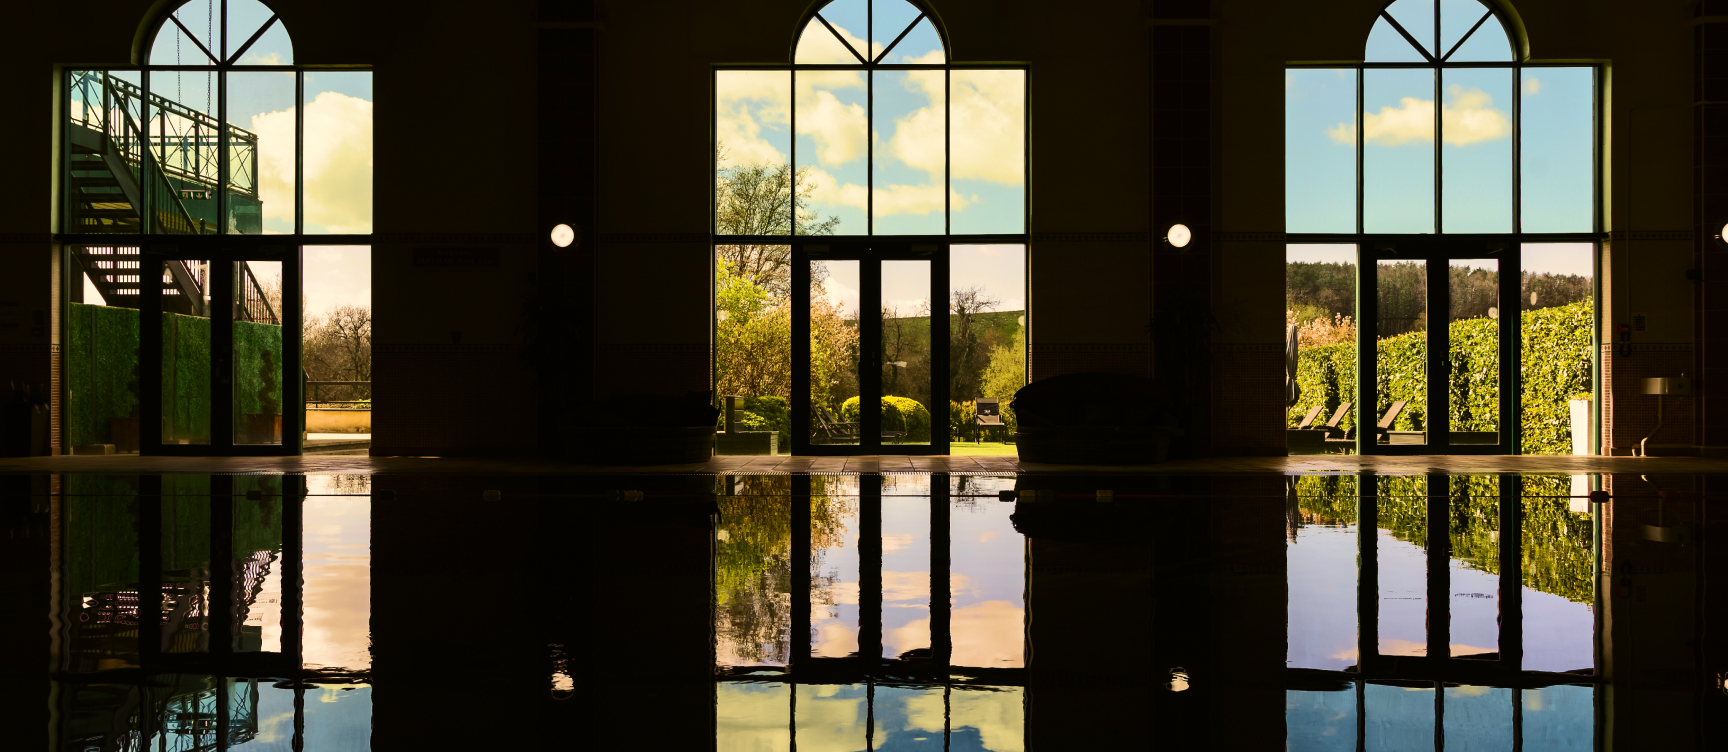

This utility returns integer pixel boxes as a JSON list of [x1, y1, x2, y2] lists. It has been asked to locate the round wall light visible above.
[[550, 223, 577, 248], [1165, 223, 1192, 248], [1717, 222, 1728, 246]]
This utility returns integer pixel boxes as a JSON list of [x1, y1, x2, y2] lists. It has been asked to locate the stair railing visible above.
[[83, 72, 258, 199], [236, 261, 280, 325]]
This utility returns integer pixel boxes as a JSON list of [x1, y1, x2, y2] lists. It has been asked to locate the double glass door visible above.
[[792, 242, 949, 455], [139, 245, 301, 455], [1361, 239, 1515, 454]]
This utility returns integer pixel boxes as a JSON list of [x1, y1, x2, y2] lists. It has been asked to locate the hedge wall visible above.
[[1291, 474, 1592, 603], [1288, 299, 1591, 454], [840, 396, 932, 442], [68, 303, 283, 446]]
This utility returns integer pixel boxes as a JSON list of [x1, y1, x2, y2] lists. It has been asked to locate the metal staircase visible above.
[[67, 72, 275, 324]]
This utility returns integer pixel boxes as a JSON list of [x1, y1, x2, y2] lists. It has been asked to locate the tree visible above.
[[303, 304, 372, 403], [715, 145, 841, 297], [948, 286, 1000, 401]]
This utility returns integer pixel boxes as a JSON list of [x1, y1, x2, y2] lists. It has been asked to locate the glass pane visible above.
[[1377, 476, 1429, 656], [716, 245, 792, 454], [1288, 476, 1359, 670], [1442, 0, 1513, 62], [879, 260, 932, 445], [1384, 0, 1438, 57], [150, 7, 219, 66], [163, 259, 213, 445], [872, 685, 946, 745], [67, 266, 144, 453], [716, 479, 796, 666], [232, 476, 285, 653], [1377, 259, 1427, 445], [64, 477, 143, 671], [812, 260, 861, 446], [162, 477, 214, 653], [717, 71, 792, 236], [872, 0, 924, 61], [949, 483, 1025, 667], [949, 70, 1025, 235], [1443, 685, 1513, 749], [811, 476, 862, 656], [1521, 68, 1594, 233], [302, 476, 373, 671], [304, 246, 373, 452], [1522, 685, 1595, 750], [886, 17, 945, 63], [1366, 16, 1428, 63], [1286, 687, 1358, 751], [1441, 69, 1513, 233], [226, 72, 294, 234], [717, 680, 791, 750], [1365, 69, 1436, 234], [951, 244, 1025, 450], [233, 260, 284, 446], [950, 686, 1024, 750], [303, 71, 374, 234], [880, 479, 930, 657], [1286, 245, 1358, 449], [1520, 477, 1596, 673], [68, 71, 147, 234], [1449, 259, 1499, 444], [819, 0, 871, 59], [795, 682, 868, 746], [795, 70, 868, 234], [226, 0, 294, 64], [1285, 69, 1357, 233], [872, 70, 945, 235], [1520, 244, 1594, 455], [795, 16, 863, 64], [145, 68, 221, 235], [1364, 681, 1436, 749], [1448, 476, 1499, 658]]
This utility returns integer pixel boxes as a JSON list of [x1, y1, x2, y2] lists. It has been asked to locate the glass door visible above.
[[793, 243, 948, 455], [140, 245, 302, 455], [1360, 240, 1515, 454]]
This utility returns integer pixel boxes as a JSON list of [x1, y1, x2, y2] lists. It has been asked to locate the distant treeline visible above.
[[1287, 262, 1591, 337]]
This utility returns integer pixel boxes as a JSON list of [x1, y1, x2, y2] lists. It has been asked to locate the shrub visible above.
[[1288, 299, 1592, 454], [841, 396, 932, 442], [742, 395, 790, 437]]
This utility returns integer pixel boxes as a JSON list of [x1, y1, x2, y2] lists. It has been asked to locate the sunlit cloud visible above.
[[715, 74, 789, 168], [873, 184, 975, 216], [1524, 77, 1542, 96], [1326, 86, 1509, 147], [252, 91, 373, 232], [796, 20, 882, 64], [951, 600, 1025, 667], [797, 89, 868, 166], [890, 52, 1025, 185]]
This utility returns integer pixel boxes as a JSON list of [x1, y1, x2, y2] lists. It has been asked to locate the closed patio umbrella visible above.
[[1285, 323, 1302, 407]]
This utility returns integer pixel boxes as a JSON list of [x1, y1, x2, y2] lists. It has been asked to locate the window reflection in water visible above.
[[715, 475, 1024, 750]]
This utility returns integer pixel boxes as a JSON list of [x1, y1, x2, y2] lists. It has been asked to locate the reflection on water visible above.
[[303, 475, 371, 672]]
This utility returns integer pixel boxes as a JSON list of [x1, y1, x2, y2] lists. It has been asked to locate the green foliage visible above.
[[840, 395, 932, 442], [1292, 474, 1592, 604], [715, 476, 856, 664], [1288, 299, 1592, 454], [67, 304, 141, 446], [742, 395, 790, 437]]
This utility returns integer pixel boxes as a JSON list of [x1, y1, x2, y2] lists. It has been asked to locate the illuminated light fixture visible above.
[[1165, 223, 1192, 248], [550, 223, 576, 248]]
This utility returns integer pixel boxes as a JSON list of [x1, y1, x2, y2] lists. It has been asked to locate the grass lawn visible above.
[[944, 442, 1019, 456]]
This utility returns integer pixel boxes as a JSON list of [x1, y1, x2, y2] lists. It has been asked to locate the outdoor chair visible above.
[[811, 405, 859, 444], [1373, 400, 1408, 443], [1319, 402, 1352, 438], [974, 398, 1010, 444], [1293, 405, 1323, 429]]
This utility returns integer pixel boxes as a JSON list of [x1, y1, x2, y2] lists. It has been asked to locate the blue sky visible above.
[[1286, 1, 1592, 236], [718, 2, 1024, 237]]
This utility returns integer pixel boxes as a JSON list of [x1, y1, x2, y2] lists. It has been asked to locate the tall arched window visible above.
[[713, 0, 1029, 456], [61, 0, 373, 456], [1285, 0, 1598, 456]]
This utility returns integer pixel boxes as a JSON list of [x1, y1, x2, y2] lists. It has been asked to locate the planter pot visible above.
[[572, 426, 714, 465], [1014, 425, 1184, 465], [109, 416, 140, 453], [245, 413, 282, 444], [1568, 399, 1591, 456]]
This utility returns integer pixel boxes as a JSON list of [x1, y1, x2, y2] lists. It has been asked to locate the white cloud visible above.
[[795, 20, 881, 64], [889, 54, 1025, 185], [715, 73, 790, 168], [243, 52, 284, 66], [1524, 76, 1542, 96], [251, 91, 373, 232], [796, 88, 868, 166], [873, 184, 974, 216], [1326, 86, 1509, 147], [803, 166, 868, 210]]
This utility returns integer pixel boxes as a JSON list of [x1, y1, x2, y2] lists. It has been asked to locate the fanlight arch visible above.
[[1364, 0, 1521, 63], [144, 0, 294, 67], [792, 0, 948, 65]]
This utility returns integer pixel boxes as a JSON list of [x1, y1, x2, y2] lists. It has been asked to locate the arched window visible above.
[[712, 1, 1030, 458], [61, 0, 373, 456], [1284, 1, 1598, 456]]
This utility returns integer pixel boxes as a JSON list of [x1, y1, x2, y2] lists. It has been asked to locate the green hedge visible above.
[[742, 395, 790, 438], [1289, 299, 1591, 454], [841, 396, 932, 442], [1292, 474, 1592, 603]]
